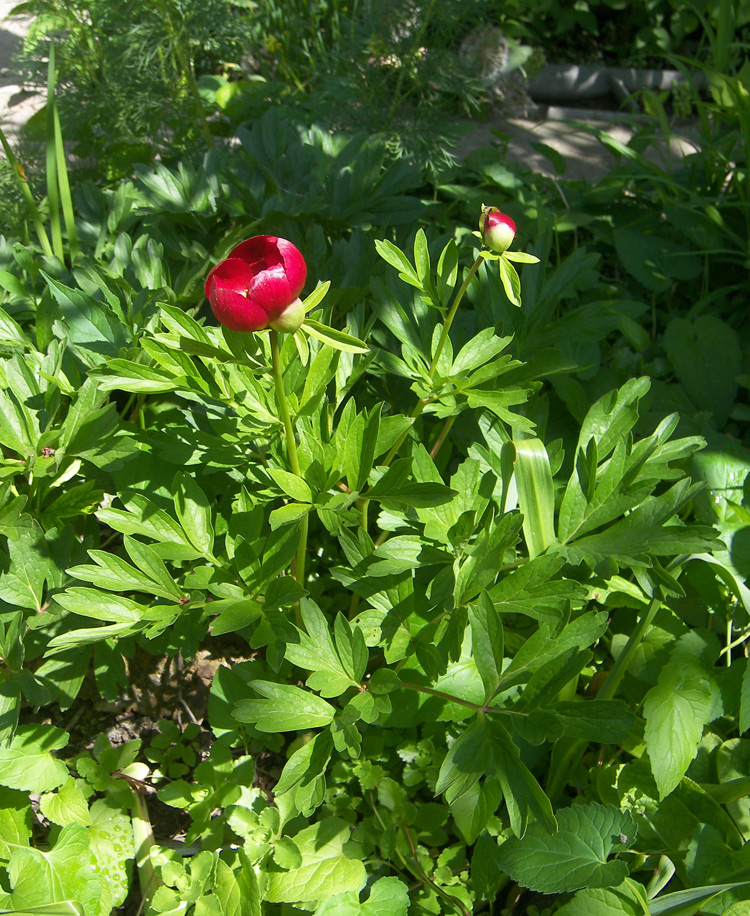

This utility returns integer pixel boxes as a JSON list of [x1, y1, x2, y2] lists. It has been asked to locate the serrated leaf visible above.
[[0, 730, 69, 793], [495, 803, 635, 893], [265, 818, 366, 904], [644, 659, 716, 799], [39, 778, 91, 827], [314, 876, 409, 916]]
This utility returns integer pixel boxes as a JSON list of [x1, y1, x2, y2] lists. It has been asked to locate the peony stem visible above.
[[381, 252, 484, 468], [270, 330, 308, 589], [428, 253, 483, 382]]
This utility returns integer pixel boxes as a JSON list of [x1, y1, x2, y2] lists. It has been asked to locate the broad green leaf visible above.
[[498, 255, 522, 306], [413, 228, 430, 285], [0, 727, 68, 793], [234, 681, 336, 731], [268, 468, 313, 503], [212, 854, 261, 916], [284, 600, 359, 697], [556, 878, 651, 915], [87, 800, 135, 912], [39, 778, 90, 827], [314, 877, 410, 916], [265, 818, 367, 904], [551, 699, 636, 743], [504, 251, 541, 264], [5, 823, 100, 916], [0, 787, 32, 859], [644, 658, 717, 799], [173, 472, 215, 559], [466, 388, 534, 431], [269, 503, 311, 530], [615, 228, 701, 293], [435, 719, 491, 803], [495, 803, 635, 893], [664, 315, 741, 427], [469, 592, 504, 703], [54, 588, 145, 623], [94, 359, 179, 393]]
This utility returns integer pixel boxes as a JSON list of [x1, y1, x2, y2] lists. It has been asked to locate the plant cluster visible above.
[[0, 2, 749, 915]]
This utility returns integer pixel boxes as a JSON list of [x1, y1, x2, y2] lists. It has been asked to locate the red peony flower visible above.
[[205, 235, 308, 333], [479, 206, 516, 255]]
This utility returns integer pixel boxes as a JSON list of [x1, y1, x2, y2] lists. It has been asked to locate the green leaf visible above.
[[495, 803, 635, 893], [498, 256, 522, 306], [511, 438, 556, 558], [374, 239, 422, 289], [551, 699, 636, 743], [173, 472, 215, 559], [466, 388, 534, 431], [556, 878, 651, 915], [649, 881, 750, 915], [504, 251, 541, 264], [234, 681, 336, 731], [4, 823, 100, 916], [0, 786, 32, 859], [302, 320, 368, 354], [469, 592, 504, 703], [94, 359, 178, 393], [268, 468, 313, 503], [413, 229, 430, 285], [284, 600, 359, 697], [39, 778, 90, 827], [664, 315, 741, 427], [0, 727, 68, 793], [303, 280, 332, 315], [314, 877, 410, 916], [644, 657, 717, 799], [269, 503, 311, 530], [615, 228, 701, 292], [265, 818, 367, 904]]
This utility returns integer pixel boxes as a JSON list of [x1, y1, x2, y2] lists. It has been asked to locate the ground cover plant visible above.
[[1, 2, 750, 915]]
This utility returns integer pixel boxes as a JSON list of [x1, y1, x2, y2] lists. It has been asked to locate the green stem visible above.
[[0, 131, 52, 258], [270, 330, 308, 590], [130, 786, 162, 905], [430, 414, 456, 460], [380, 253, 484, 467], [545, 597, 660, 804], [428, 254, 484, 383]]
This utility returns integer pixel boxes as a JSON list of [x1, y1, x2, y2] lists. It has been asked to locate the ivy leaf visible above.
[[495, 803, 636, 893]]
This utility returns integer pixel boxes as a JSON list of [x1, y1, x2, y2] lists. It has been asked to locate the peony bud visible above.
[[479, 205, 516, 255], [205, 235, 307, 333]]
